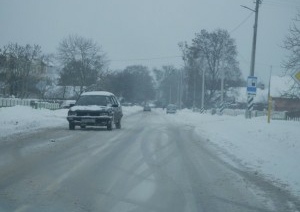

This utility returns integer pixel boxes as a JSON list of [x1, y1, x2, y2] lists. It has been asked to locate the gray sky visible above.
[[0, 0, 299, 83]]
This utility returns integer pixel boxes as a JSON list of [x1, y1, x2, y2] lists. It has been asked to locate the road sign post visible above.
[[247, 76, 257, 95], [246, 76, 257, 119]]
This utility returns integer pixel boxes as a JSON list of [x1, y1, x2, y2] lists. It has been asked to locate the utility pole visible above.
[[179, 69, 183, 109], [250, 0, 261, 77], [242, 0, 262, 118], [169, 84, 172, 104], [193, 72, 196, 110], [201, 68, 205, 113], [267, 66, 272, 123], [220, 67, 225, 115]]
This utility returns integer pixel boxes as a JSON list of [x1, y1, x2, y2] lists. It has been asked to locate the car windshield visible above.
[[167, 104, 176, 109], [76, 95, 108, 106]]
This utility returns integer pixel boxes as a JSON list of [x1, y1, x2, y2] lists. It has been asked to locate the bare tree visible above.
[[282, 12, 300, 97], [0, 43, 46, 97], [100, 65, 155, 104], [180, 29, 243, 108], [283, 13, 300, 73], [57, 35, 107, 93]]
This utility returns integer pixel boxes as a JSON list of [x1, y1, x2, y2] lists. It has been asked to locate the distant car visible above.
[[166, 104, 177, 114], [122, 102, 134, 106], [60, 100, 76, 109], [143, 104, 151, 111], [66, 91, 123, 130]]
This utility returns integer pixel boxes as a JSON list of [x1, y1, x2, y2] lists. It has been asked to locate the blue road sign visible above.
[[247, 76, 257, 95]]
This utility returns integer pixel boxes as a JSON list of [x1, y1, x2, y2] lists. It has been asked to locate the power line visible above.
[[266, 0, 299, 4], [230, 12, 254, 34], [263, 0, 300, 8], [112, 13, 256, 63]]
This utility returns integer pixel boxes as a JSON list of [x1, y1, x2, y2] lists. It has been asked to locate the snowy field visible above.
[[0, 105, 299, 198]]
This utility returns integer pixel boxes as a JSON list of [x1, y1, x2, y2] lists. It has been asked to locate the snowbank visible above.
[[168, 109, 300, 197], [0, 106, 68, 138], [0, 105, 141, 138]]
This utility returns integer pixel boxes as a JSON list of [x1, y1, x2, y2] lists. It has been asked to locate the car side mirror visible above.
[[69, 103, 75, 107]]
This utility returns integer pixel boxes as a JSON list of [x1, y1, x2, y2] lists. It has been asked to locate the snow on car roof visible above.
[[81, 91, 114, 96]]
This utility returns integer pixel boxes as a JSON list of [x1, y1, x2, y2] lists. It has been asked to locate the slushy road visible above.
[[0, 110, 298, 212]]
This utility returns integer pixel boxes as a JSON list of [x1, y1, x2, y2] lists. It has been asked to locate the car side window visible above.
[[114, 97, 120, 106], [110, 96, 118, 106]]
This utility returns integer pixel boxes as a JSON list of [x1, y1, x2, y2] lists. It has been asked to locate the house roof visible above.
[[227, 87, 268, 103], [270, 75, 296, 98]]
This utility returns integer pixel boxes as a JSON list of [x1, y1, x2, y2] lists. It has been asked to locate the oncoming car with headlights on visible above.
[[67, 91, 123, 131]]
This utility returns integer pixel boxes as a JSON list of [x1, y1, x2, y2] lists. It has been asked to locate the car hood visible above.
[[69, 105, 111, 111]]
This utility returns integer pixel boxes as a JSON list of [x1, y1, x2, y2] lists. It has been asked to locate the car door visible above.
[[110, 95, 122, 122]]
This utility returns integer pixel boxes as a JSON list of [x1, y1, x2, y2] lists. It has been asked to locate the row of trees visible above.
[[55, 31, 244, 108], [1, 13, 299, 105], [0, 44, 48, 98], [179, 29, 244, 108]]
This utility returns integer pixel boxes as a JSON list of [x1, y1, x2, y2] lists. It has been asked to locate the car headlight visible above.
[[108, 110, 114, 116], [100, 112, 108, 116], [68, 110, 76, 116]]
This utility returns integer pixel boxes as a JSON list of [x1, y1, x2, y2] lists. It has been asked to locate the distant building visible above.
[[226, 75, 300, 112], [272, 97, 300, 112], [270, 76, 300, 112]]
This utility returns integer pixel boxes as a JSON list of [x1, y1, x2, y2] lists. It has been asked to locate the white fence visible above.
[[272, 111, 287, 120], [286, 116, 300, 122], [0, 98, 60, 110], [204, 108, 300, 122], [214, 109, 266, 117], [222, 109, 246, 116]]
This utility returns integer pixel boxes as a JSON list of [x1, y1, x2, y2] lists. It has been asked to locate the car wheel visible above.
[[69, 123, 75, 130], [115, 120, 121, 129], [107, 121, 113, 131]]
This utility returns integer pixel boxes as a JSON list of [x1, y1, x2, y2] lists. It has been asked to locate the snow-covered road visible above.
[[0, 106, 299, 211]]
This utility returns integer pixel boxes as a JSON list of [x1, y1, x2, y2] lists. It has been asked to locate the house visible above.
[[272, 97, 300, 111], [226, 86, 268, 110], [270, 75, 300, 112], [226, 75, 300, 112]]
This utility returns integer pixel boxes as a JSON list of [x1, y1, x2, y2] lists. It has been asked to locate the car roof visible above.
[[81, 91, 115, 96]]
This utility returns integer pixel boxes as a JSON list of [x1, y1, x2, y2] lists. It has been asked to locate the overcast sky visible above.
[[0, 0, 299, 83]]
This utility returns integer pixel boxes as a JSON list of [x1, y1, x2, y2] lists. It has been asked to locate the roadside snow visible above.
[[166, 109, 300, 198], [1, 105, 299, 198], [0, 106, 68, 138], [0, 105, 141, 138]]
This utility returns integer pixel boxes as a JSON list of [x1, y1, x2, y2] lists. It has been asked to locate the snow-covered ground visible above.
[[166, 109, 300, 198], [0, 106, 68, 138], [0, 105, 299, 198]]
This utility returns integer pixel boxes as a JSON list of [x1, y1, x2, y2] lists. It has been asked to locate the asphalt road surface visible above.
[[0, 110, 299, 212]]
